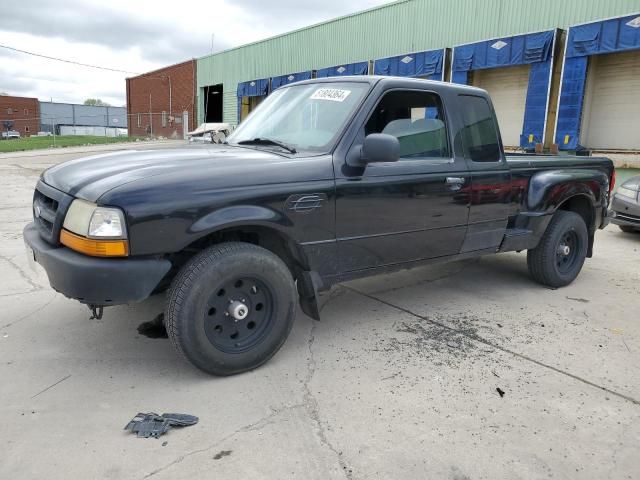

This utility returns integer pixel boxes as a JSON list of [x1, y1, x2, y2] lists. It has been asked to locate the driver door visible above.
[[334, 88, 470, 272]]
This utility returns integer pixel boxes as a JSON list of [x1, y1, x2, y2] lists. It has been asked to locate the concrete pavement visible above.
[[0, 145, 638, 479]]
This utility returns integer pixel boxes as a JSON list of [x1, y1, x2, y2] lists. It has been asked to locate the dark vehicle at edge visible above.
[[23, 76, 615, 375]]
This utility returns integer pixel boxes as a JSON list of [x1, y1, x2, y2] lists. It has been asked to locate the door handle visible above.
[[445, 177, 465, 185]]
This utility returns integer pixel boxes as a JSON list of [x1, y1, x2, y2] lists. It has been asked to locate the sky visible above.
[[0, 0, 391, 106]]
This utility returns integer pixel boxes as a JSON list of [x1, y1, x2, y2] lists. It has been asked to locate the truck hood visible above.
[[42, 145, 305, 203]]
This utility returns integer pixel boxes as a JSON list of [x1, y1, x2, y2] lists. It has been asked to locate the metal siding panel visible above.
[[196, 0, 640, 124]]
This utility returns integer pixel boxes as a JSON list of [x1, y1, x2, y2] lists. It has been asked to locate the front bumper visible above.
[[23, 222, 172, 305], [610, 193, 640, 228]]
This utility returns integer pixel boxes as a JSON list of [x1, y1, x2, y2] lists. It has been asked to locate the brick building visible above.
[[0, 95, 39, 137], [125, 60, 197, 138]]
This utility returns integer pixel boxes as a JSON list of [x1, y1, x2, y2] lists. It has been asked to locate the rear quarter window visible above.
[[459, 95, 501, 162]]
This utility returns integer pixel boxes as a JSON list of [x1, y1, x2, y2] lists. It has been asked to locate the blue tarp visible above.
[[566, 13, 640, 58], [271, 71, 312, 89], [316, 61, 369, 78], [452, 30, 554, 78], [373, 49, 444, 80], [556, 14, 640, 149], [451, 71, 468, 84], [555, 57, 588, 150], [452, 30, 555, 149], [520, 60, 553, 147], [237, 78, 269, 98]]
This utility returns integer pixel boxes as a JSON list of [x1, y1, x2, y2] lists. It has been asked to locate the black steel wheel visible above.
[[166, 242, 297, 376], [527, 210, 588, 288], [204, 277, 274, 354], [555, 230, 580, 275]]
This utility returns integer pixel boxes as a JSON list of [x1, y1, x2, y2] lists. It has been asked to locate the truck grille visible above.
[[33, 180, 73, 245]]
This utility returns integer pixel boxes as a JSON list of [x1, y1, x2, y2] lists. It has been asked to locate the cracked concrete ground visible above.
[[1, 145, 639, 479]]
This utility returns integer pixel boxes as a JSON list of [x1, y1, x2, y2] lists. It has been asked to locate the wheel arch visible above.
[[555, 194, 597, 257], [167, 221, 322, 320]]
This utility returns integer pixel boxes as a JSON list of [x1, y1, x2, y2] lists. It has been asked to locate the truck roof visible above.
[[285, 75, 487, 95]]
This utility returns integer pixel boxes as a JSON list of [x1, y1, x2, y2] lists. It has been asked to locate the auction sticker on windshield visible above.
[[310, 88, 351, 102]]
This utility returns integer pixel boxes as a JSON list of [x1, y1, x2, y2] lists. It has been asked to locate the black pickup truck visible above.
[[24, 77, 615, 375]]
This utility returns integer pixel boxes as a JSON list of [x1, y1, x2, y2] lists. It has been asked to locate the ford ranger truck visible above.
[[23, 77, 615, 375]]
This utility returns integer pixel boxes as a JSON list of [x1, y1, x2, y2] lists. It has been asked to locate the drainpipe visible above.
[[168, 76, 172, 117]]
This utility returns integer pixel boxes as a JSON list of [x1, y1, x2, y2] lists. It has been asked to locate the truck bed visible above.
[[505, 153, 614, 174]]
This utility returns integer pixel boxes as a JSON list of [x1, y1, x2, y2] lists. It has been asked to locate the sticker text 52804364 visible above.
[[310, 88, 351, 102]]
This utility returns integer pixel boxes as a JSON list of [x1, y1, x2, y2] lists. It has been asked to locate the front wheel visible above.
[[527, 211, 588, 288], [165, 242, 297, 376]]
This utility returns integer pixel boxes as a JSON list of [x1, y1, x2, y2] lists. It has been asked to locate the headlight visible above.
[[89, 208, 126, 237], [63, 199, 127, 239], [617, 186, 638, 200], [61, 200, 128, 257]]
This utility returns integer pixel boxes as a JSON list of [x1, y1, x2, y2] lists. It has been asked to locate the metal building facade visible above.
[[197, 0, 640, 125], [39, 102, 127, 134]]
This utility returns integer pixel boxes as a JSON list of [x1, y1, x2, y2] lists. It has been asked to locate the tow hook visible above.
[[89, 305, 104, 320]]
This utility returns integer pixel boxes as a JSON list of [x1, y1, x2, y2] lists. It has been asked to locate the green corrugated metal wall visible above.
[[197, 0, 640, 124]]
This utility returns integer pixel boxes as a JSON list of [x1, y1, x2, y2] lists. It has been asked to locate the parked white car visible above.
[[1, 130, 21, 139]]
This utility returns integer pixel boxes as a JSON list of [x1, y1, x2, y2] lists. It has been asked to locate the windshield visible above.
[[228, 82, 370, 152]]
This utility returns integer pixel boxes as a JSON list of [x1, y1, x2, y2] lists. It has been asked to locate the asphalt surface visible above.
[[1, 143, 639, 480]]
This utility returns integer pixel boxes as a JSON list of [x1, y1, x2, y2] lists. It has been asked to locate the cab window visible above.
[[365, 90, 450, 159]]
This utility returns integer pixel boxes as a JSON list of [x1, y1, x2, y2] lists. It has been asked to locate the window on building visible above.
[[161, 111, 167, 127], [24, 109, 28, 116], [137, 113, 141, 128], [6, 108, 12, 115], [365, 90, 450, 159], [25, 126, 30, 133], [459, 95, 501, 162]]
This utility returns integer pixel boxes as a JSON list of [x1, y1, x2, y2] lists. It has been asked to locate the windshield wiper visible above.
[[237, 138, 297, 154]]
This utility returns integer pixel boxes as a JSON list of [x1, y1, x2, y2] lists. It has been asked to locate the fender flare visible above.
[[527, 169, 607, 212]]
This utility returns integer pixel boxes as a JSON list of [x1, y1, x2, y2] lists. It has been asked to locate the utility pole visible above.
[[149, 93, 153, 136]]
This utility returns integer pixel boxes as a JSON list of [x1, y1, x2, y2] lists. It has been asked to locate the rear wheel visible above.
[[166, 242, 297, 376], [527, 211, 588, 288]]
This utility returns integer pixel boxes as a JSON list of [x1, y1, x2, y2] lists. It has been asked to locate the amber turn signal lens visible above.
[[60, 229, 129, 257]]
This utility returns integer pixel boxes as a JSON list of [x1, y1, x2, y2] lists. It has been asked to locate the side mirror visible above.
[[361, 133, 400, 164]]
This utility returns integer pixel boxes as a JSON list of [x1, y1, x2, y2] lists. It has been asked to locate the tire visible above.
[[527, 211, 588, 288], [166, 242, 297, 376], [619, 225, 638, 233]]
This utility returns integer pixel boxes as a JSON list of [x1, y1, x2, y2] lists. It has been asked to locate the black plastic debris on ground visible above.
[[496, 387, 506, 398], [124, 412, 198, 438], [213, 450, 233, 460]]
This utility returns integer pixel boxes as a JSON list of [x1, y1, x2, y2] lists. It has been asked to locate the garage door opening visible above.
[[204, 84, 223, 123], [239, 95, 265, 122], [471, 64, 531, 149], [580, 50, 640, 151]]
